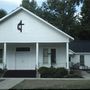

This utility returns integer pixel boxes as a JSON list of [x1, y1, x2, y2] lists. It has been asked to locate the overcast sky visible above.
[[0, 0, 46, 13]]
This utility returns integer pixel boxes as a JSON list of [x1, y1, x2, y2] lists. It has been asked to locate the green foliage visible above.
[[38, 67, 56, 78], [38, 67, 68, 78], [22, 0, 37, 13], [40, 0, 76, 34], [21, 0, 90, 40], [0, 68, 3, 73], [55, 68, 68, 78], [0, 9, 7, 18], [81, 0, 90, 27], [80, 0, 90, 40]]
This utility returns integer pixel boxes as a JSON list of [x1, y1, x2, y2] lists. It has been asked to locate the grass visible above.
[[11, 79, 90, 89]]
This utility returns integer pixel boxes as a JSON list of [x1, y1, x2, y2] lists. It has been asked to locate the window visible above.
[[51, 49, 56, 64], [0, 49, 3, 63], [43, 49, 48, 64], [69, 56, 71, 62], [16, 47, 30, 52], [80, 55, 84, 66]]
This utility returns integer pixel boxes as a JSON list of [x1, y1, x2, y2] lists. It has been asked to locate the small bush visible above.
[[54, 68, 68, 78], [38, 67, 49, 74], [70, 70, 75, 74], [0, 68, 3, 73], [38, 67, 49, 78], [38, 67, 68, 78], [38, 67, 56, 78], [47, 67, 56, 78]]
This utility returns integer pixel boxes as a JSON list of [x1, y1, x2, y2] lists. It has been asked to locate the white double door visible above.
[[15, 52, 31, 70]]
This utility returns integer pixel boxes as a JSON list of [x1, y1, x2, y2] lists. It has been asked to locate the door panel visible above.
[[15, 52, 30, 70]]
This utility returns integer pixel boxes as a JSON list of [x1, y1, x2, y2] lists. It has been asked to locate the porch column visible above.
[[36, 42, 40, 77], [66, 42, 69, 70], [3, 43, 7, 69], [36, 42, 39, 69]]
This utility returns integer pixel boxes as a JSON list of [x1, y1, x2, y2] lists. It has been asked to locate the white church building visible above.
[[0, 7, 74, 71]]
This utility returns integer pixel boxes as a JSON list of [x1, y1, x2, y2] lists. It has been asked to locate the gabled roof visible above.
[[0, 7, 74, 40], [70, 40, 90, 52]]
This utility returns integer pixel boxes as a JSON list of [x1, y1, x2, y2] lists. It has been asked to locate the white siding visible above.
[[39, 43, 67, 68], [71, 54, 90, 68], [6, 43, 36, 70], [85, 55, 90, 67], [0, 10, 69, 43], [2, 43, 67, 70], [71, 55, 80, 64]]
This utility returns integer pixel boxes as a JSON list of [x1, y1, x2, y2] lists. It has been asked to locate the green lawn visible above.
[[12, 79, 90, 89]]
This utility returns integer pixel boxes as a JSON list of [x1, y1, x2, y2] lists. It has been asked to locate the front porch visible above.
[[0, 42, 69, 71]]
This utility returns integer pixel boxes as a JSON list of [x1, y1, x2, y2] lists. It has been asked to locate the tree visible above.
[[76, 0, 90, 40], [22, 0, 37, 13], [21, 0, 84, 39], [81, 0, 90, 31], [39, 0, 76, 34], [39, 0, 84, 39], [0, 9, 7, 18], [70, 0, 83, 6]]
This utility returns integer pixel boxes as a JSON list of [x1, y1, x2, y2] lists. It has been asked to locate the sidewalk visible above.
[[0, 78, 90, 89], [0, 78, 24, 89], [81, 71, 90, 79]]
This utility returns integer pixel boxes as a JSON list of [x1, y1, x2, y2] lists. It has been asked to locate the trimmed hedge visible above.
[[38, 67, 68, 78]]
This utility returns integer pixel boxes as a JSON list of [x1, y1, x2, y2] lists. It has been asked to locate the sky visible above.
[[0, 0, 82, 14], [0, 0, 46, 13]]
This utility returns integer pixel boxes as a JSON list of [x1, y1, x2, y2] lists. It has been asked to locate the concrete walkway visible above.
[[81, 71, 90, 79], [0, 78, 24, 89]]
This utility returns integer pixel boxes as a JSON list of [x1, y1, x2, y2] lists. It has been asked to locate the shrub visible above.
[[70, 70, 75, 74], [0, 68, 3, 73], [47, 67, 56, 78], [38, 67, 68, 78], [38, 67, 48, 74], [38, 67, 56, 78], [38, 67, 49, 78], [55, 68, 68, 78]]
